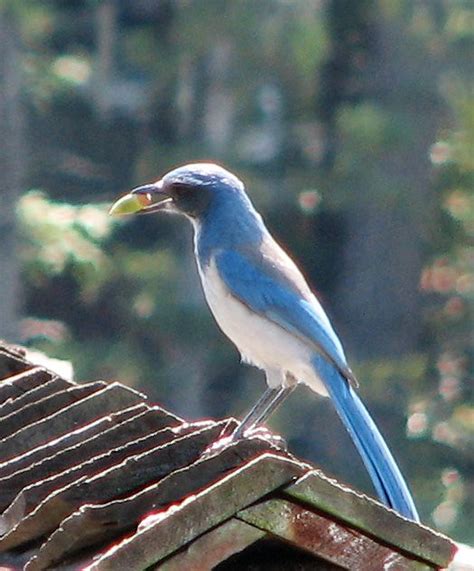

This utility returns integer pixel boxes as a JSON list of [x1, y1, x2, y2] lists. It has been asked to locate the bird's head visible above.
[[109, 163, 245, 220]]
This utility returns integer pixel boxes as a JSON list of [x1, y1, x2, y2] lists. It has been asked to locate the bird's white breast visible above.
[[197, 257, 327, 395]]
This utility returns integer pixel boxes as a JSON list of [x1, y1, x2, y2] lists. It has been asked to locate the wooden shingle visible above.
[[0, 342, 457, 570]]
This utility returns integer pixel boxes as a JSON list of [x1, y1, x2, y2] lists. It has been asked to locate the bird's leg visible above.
[[231, 372, 297, 440], [231, 386, 283, 440], [202, 386, 286, 458], [254, 384, 296, 425]]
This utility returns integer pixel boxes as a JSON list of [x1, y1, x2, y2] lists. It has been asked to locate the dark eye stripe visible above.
[[171, 183, 192, 195]]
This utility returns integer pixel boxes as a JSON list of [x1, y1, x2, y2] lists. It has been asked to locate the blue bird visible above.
[[110, 163, 419, 521]]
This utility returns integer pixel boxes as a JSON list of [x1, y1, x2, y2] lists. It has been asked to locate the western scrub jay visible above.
[[110, 163, 419, 521]]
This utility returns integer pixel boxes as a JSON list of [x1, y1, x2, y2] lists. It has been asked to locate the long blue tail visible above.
[[312, 355, 419, 521]]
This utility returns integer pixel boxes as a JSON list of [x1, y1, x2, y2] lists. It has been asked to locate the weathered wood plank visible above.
[[157, 518, 265, 571], [84, 454, 303, 571], [0, 383, 146, 462], [0, 421, 196, 513], [0, 367, 53, 405], [0, 376, 70, 419], [283, 471, 456, 568], [0, 403, 147, 478], [0, 405, 182, 504], [0, 382, 104, 440], [25, 435, 285, 570], [0, 420, 230, 551], [238, 498, 431, 570], [0, 348, 31, 382]]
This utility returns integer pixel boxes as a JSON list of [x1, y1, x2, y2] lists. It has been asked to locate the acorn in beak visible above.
[[109, 181, 172, 216]]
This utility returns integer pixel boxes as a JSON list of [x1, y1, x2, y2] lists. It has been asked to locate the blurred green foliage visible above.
[[4, 0, 473, 542]]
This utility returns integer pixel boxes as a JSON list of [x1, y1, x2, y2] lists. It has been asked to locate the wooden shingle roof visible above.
[[0, 342, 456, 570]]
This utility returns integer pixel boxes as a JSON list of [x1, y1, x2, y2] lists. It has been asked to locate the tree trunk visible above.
[[0, 7, 24, 342], [94, 0, 118, 119], [333, 16, 442, 358]]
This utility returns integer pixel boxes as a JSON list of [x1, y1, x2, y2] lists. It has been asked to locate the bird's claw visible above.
[[201, 434, 234, 459], [201, 423, 287, 460], [238, 425, 287, 450]]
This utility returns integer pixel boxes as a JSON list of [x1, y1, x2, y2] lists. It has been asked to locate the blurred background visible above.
[[0, 0, 472, 544]]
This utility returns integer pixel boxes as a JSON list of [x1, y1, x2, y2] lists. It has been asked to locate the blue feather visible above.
[[312, 353, 419, 521], [214, 248, 419, 520], [214, 248, 353, 381]]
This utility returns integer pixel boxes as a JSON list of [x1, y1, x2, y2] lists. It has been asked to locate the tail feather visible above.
[[313, 355, 419, 522]]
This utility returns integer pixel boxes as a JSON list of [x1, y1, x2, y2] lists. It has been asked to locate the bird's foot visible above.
[[236, 425, 287, 450], [201, 422, 287, 460], [201, 434, 234, 459]]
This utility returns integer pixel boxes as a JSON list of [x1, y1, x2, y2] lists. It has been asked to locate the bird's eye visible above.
[[171, 183, 191, 197]]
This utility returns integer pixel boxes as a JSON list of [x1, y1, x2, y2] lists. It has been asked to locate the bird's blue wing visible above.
[[214, 249, 355, 383], [214, 250, 418, 520]]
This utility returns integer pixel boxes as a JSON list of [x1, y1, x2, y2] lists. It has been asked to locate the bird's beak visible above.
[[109, 181, 172, 216]]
